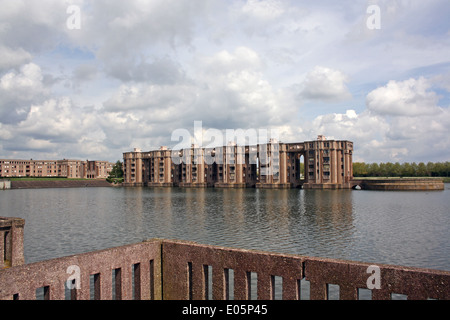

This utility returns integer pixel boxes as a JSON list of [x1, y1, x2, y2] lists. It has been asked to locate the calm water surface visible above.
[[1, 185, 449, 271]]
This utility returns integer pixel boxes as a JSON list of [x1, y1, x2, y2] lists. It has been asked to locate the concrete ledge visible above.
[[178, 182, 208, 188], [121, 178, 445, 191], [147, 182, 175, 187], [256, 183, 291, 189], [302, 182, 353, 189], [122, 182, 145, 187], [214, 182, 247, 188]]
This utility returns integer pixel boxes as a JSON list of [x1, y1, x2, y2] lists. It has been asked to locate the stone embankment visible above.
[[10, 180, 112, 189], [353, 178, 445, 191]]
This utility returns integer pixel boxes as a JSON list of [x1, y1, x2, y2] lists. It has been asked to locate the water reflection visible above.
[[0, 186, 448, 271], [296, 190, 356, 258]]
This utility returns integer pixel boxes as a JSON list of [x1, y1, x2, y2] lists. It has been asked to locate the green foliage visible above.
[[108, 160, 124, 179], [106, 177, 123, 184], [107, 160, 124, 183], [353, 161, 450, 178]]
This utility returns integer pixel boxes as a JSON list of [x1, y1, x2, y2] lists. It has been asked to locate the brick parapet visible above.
[[1, 238, 449, 300]]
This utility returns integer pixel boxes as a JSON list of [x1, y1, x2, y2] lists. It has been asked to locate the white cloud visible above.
[[0, 0, 69, 53], [101, 46, 297, 147], [242, 0, 285, 20], [305, 76, 450, 162], [1, 96, 115, 159], [14, 98, 84, 142], [204, 47, 262, 74], [0, 0, 449, 163], [193, 47, 297, 130], [366, 77, 441, 116], [311, 109, 387, 142], [103, 82, 197, 126], [71, 0, 211, 78], [0, 63, 48, 124], [73, 63, 98, 82], [0, 46, 32, 71], [300, 66, 352, 102], [1, 63, 44, 93]]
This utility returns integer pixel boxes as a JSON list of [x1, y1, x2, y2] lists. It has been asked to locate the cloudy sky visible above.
[[1, 0, 449, 163]]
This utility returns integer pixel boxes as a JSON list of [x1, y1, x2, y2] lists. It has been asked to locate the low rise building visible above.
[[0, 159, 113, 179]]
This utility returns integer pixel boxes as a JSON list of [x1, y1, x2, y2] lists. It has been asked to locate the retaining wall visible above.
[[10, 180, 111, 189], [353, 178, 445, 191]]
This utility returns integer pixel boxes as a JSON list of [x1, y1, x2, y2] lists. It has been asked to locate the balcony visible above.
[[1, 239, 449, 300]]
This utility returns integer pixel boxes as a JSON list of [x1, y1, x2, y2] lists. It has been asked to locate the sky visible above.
[[0, 0, 449, 163]]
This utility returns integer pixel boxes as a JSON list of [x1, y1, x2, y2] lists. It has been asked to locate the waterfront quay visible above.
[[1, 216, 449, 300]]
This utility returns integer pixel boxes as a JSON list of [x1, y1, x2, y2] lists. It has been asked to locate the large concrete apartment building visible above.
[[123, 136, 354, 189], [0, 159, 113, 179]]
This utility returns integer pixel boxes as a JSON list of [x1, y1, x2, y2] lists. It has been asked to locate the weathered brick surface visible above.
[[0, 240, 162, 300], [162, 240, 304, 300], [1, 238, 449, 300]]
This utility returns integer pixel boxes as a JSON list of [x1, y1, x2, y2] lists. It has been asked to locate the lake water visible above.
[[1, 185, 449, 271]]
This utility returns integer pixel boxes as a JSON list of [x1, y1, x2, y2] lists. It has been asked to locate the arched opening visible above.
[[299, 154, 305, 182]]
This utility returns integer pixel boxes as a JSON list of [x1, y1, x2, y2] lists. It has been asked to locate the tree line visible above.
[[353, 161, 450, 177]]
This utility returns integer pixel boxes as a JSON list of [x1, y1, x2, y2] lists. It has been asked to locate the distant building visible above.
[[0, 159, 114, 179], [123, 136, 354, 189]]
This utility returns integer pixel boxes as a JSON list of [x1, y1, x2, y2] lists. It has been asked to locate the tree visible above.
[[444, 162, 450, 177], [401, 162, 414, 177], [368, 163, 380, 177], [426, 162, 434, 177], [433, 162, 444, 177], [109, 160, 124, 179], [353, 162, 368, 177], [384, 162, 395, 177], [417, 162, 427, 177], [392, 162, 402, 177], [411, 162, 418, 176]]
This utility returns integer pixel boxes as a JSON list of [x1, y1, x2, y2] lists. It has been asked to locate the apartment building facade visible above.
[[0, 159, 113, 179], [123, 136, 353, 189]]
